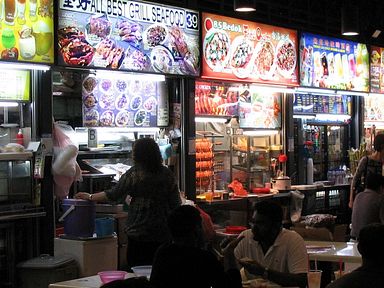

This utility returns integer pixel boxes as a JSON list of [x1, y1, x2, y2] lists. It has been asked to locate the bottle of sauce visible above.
[[16, 129, 24, 146]]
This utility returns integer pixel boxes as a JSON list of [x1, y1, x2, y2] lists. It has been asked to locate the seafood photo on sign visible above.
[[204, 29, 231, 72], [99, 79, 113, 94], [276, 38, 296, 78], [115, 79, 127, 93], [230, 36, 254, 79], [150, 46, 174, 73], [253, 40, 276, 79], [115, 93, 129, 110], [94, 38, 125, 69], [115, 110, 131, 126], [84, 109, 99, 126], [130, 95, 142, 110], [117, 18, 142, 47], [83, 93, 98, 109], [85, 14, 112, 45], [134, 109, 147, 126], [144, 23, 168, 48], [99, 110, 115, 126], [83, 76, 98, 93], [99, 93, 115, 110], [143, 96, 157, 112], [124, 46, 150, 71]]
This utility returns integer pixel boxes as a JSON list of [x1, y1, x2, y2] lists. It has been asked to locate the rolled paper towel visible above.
[[159, 143, 172, 160], [307, 158, 314, 184]]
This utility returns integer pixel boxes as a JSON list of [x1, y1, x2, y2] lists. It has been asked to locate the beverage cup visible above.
[[4, 0, 16, 25], [307, 270, 322, 288]]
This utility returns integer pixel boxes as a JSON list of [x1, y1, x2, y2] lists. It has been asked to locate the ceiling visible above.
[[160, 0, 384, 47]]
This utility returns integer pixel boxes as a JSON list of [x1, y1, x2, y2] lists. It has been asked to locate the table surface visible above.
[[49, 273, 136, 288], [305, 240, 362, 263]]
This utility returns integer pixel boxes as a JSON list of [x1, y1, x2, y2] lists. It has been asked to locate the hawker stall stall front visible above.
[[56, 0, 200, 270], [289, 32, 370, 222], [192, 12, 299, 226], [0, 1, 54, 287]]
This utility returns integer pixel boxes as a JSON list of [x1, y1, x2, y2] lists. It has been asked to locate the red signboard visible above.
[[201, 12, 298, 86]]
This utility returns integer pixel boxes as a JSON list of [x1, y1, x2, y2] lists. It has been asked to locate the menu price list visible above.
[[293, 94, 351, 115]]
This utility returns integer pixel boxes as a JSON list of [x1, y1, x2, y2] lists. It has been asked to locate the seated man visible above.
[[150, 205, 243, 288], [351, 172, 384, 239], [235, 200, 308, 288], [326, 223, 384, 288]]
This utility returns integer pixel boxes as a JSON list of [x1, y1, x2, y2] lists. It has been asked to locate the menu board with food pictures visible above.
[[300, 33, 369, 92], [195, 81, 238, 116], [370, 46, 384, 93], [0, 70, 30, 100], [201, 12, 298, 85], [0, 0, 53, 63], [58, 0, 200, 76], [238, 85, 281, 128], [364, 94, 384, 121], [293, 94, 351, 115], [82, 75, 161, 127]]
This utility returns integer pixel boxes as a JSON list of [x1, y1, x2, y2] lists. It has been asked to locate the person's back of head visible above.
[[133, 138, 162, 172], [357, 223, 384, 265], [253, 200, 283, 224], [167, 205, 202, 245], [373, 133, 384, 152]]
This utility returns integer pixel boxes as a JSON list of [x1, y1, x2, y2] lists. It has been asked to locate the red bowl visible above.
[[225, 226, 247, 234], [98, 271, 127, 284]]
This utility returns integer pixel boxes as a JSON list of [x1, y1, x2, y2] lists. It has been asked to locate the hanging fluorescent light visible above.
[[368, 92, 384, 97], [341, 4, 359, 36], [95, 70, 165, 82], [234, 0, 256, 12], [195, 117, 228, 123], [243, 129, 279, 136], [315, 114, 351, 121], [336, 90, 367, 96], [0, 102, 19, 107], [295, 87, 336, 95], [293, 115, 316, 119], [0, 62, 50, 71]]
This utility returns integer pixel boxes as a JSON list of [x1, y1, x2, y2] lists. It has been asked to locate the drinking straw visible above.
[[314, 258, 318, 270], [307, 254, 310, 270], [339, 258, 343, 276]]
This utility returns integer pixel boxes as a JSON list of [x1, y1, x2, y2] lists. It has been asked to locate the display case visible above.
[[231, 135, 271, 191]]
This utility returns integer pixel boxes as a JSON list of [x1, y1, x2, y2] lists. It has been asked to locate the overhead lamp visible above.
[[0, 102, 19, 107], [0, 62, 51, 71], [295, 87, 336, 95], [336, 90, 367, 96], [234, 0, 256, 12], [95, 70, 166, 82], [341, 4, 359, 36]]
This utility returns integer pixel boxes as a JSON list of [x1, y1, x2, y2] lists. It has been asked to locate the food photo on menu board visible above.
[[201, 12, 298, 85], [58, 0, 200, 76], [238, 85, 281, 128], [0, 0, 53, 63], [300, 32, 369, 92], [195, 81, 239, 116], [370, 46, 384, 93], [82, 75, 159, 127]]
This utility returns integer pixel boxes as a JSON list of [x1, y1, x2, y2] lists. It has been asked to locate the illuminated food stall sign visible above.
[[0, 70, 30, 101], [0, 0, 54, 64], [82, 75, 163, 127], [238, 85, 281, 128], [293, 94, 351, 115], [58, 0, 200, 76], [364, 94, 384, 122], [201, 12, 298, 86], [370, 46, 384, 93], [195, 81, 238, 116], [300, 32, 369, 92]]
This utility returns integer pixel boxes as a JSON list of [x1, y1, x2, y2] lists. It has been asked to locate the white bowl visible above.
[[131, 265, 152, 279]]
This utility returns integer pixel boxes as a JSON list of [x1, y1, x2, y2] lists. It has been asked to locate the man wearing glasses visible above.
[[235, 200, 308, 288]]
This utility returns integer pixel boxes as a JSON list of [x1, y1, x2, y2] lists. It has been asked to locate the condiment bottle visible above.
[[16, 129, 24, 146]]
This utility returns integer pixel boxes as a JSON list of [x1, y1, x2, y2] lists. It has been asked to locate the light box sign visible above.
[[238, 85, 281, 129], [300, 32, 369, 92], [0, 0, 54, 64], [364, 94, 384, 122], [82, 75, 161, 127], [370, 46, 384, 93], [293, 94, 351, 115], [195, 81, 238, 116], [201, 12, 298, 86], [58, 0, 200, 76], [0, 70, 30, 101]]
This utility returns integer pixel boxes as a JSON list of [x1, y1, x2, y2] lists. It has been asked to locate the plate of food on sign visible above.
[[252, 39, 276, 80], [229, 36, 254, 79], [94, 38, 125, 69], [99, 110, 115, 127], [143, 23, 169, 48], [275, 38, 296, 79], [58, 26, 94, 66], [203, 29, 231, 72], [117, 18, 143, 47], [85, 14, 112, 46]]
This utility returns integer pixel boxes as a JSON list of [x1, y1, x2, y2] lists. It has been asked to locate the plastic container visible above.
[[131, 265, 152, 279], [98, 271, 127, 284], [17, 254, 78, 288], [95, 217, 115, 237], [61, 199, 96, 238], [16, 129, 24, 146]]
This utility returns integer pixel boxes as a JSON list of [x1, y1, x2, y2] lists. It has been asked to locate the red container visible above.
[[225, 226, 247, 234]]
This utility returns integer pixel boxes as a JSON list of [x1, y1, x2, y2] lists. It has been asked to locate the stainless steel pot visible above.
[[272, 176, 291, 191]]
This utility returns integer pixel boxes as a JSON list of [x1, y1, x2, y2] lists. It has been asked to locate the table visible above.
[[49, 273, 136, 288], [305, 240, 362, 264]]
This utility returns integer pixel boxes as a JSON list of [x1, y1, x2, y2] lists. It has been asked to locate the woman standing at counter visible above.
[[349, 134, 384, 208], [76, 137, 181, 269]]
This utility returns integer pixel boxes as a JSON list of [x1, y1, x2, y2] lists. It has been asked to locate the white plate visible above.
[[252, 40, 276, 80], [230, 36, 254, 79], [143, 23, 168, 48], [275, 38, 296, 79], [203, 29, 231, 72]]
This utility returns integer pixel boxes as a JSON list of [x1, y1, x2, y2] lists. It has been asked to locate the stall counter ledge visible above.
[[49, 273, 136, 288]]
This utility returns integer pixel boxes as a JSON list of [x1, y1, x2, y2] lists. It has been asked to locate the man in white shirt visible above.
[[235, 200, 308, 288]]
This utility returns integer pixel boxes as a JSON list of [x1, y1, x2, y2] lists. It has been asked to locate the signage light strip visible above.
[[195, 117, 228, 123], [95, 70, 165, 82], [243, 130, 279, 136], [0, 102, 19, 107], [0, 63, 50, 71]]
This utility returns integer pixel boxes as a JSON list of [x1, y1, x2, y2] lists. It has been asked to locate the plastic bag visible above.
[[52, 123, 81, 199], [290, 190, 304, 222], [228, 179, 248, 196]]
